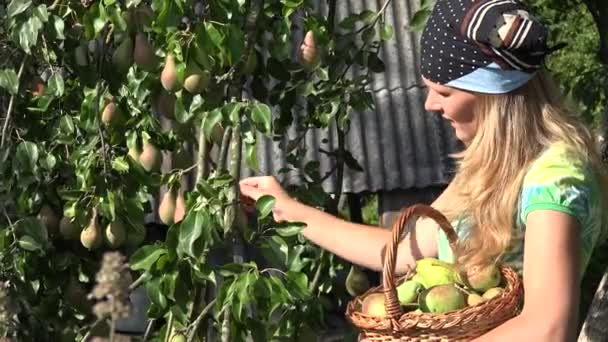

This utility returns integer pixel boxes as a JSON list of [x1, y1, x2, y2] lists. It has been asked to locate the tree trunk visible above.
[[584, 0, 608, 65], [578, 268, 608, 341]]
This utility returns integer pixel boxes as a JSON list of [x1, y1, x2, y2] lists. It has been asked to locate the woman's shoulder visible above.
[[523, 142, 594, 187]]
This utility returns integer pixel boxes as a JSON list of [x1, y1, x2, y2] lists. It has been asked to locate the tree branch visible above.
[[1, 57, 28, 149]]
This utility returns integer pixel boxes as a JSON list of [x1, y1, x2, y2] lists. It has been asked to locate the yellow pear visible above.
[[80, 211, 102, 250], [101, 101, 123, 126], [396, 279, 423, 305], [159, 189, 177, 225], [133, 33, 157, 72], [361, 293, 387, 317], [138, 139, 162, 172], [161, 54, 180, 92], [183, 64, 210, 94], [418, 284, 466, 313], [467, 293, 486, 306], [105, 219, 126, 248], [464, 264, 502, 293], [415, 258, 459, 288], [482, 287, 504, 300], [173, 191, 186, 223]]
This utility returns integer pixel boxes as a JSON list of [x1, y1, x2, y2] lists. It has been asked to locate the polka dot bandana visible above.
[[420, 0, 549, 94]]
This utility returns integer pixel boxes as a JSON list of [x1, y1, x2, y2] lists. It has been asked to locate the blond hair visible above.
[[438, 70, 608, 269]]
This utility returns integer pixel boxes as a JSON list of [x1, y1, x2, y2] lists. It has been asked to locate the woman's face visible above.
[[423, 78, 480, 143]]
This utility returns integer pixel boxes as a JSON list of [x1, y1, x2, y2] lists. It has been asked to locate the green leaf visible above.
[[0, 69, 19, 95], [32, 5, 48, 22], [111, 157, 130, 172], [7, 0, 32, 17], [53, 16, 65, 40], [145, 277, 168, 309], [250, 102, 272, 135], [174, 95, 188, 124], [245, 142, 259, 172], [17, 15, 44, 54], [359, 10, 377, 24], [380, 24, 394, 41], [409, 9, 432, 32], [339, 13, 360, 30], [47, 73, 64, 96], [131, 245, 168, 271], [203, 109, 222, 141], [15, 141, 39, 172], [255, 195, 275, 219], [177, 210, 207, 259], [14, 217, 48, 252], [275, 222, 305, 237], [18, 235, 41, 251], [223, 101, 243, 125]]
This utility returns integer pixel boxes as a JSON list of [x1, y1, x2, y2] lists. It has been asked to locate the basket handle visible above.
[[381, 204, 459, 329]]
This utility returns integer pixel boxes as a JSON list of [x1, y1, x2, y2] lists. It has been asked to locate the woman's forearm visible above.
[[472, 311, 576, 342], [286, 201, 437, 273]]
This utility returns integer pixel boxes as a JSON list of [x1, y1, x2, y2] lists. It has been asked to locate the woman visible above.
[[240, 0, 608, 340]]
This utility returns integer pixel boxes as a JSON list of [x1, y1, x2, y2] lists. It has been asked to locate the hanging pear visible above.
[[173, 191, 186, 223], [183, 63, 210, 94], [112, 37, 134, 74], [133, 33, 157, 72], [59, 216, 81, 240], [138, 139, 162, 172], [345, 265, 370, 297], [80, 210, 102, 250], [105, 219, 127, 248], [159, 189, 177, 225], [37, 204, 60, 236], [161, 54, 180, 92], [101, 100, 124, 126]]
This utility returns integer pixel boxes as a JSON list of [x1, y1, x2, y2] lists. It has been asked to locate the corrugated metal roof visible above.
[[236, 0, 463, 193], [155, 0, 463, 202]]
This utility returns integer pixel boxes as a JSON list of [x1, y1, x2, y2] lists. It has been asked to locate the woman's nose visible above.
[[424, 92, 441, 112]]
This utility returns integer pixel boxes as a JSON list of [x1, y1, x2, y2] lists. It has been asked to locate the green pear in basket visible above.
[[415, 258, 460, 288], [463, 263, 502, 293], [418, 284, 466, 314], [396, 279, 423, 305]]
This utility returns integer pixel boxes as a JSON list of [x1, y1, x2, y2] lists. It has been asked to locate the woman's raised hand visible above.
[[239, 176, 299, 222]]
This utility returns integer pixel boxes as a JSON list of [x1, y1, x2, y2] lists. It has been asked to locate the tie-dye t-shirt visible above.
[[437, 143, 603, 277]]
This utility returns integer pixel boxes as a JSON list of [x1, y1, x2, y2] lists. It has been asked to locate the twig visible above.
[[186, 298, 217, 342], [260, 268, 288, 277], [339, 0, 393, 81], [164, 312, 174, 342], [1, 57, 28, 149], [81, 318, 104, 342], [217, 126, 233, 173], [142, 319, 156, 342], [195, 123, 209, 183], [48, 0, 62, 11], [128, 273, 146, 292]]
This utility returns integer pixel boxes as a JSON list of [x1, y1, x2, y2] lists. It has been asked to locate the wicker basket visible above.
[[345, 204, 524, 341]]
